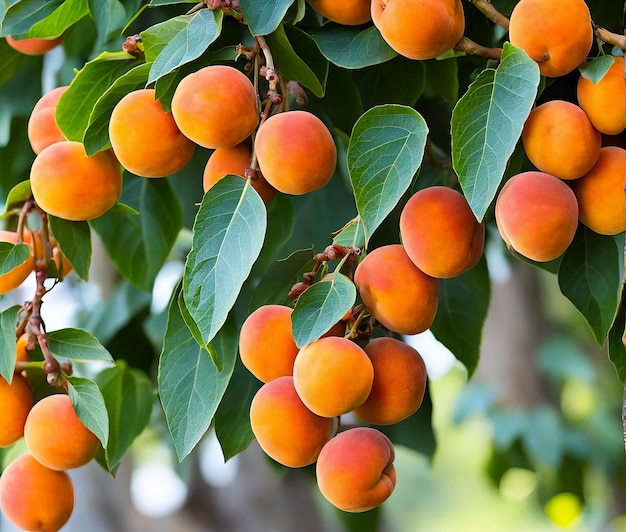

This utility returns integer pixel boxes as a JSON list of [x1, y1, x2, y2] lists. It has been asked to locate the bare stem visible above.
[[469, 0, 510, 30], [594, 25, 626, 50], [454, 36, 502, 60], [187, 1, 207, 15]]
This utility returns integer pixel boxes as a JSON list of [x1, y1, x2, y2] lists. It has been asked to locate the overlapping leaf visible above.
[[240, 0, 295, 36], [48, 216, 91, 281], [67, 375, 110, 448], [0, 306, 20, 383]]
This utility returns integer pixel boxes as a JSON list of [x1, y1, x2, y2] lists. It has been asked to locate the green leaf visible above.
[[88, 0, 128, 52], [67, 376, 109, 448], [424, 58, 459, 104], [348, 104, 428, 245], [332, 218, 365, 249], [579, 55, 615, 84], [0, 241, 30, 275], [0, 40, 31, 91], [47, 328, 115, 363], [1, 180, 31, 217], [26, 0, 89, 39], [558, 227, 625, 346], [451, 43, 540, 221], [183, 176, 266, 347], [158, 290, 237, 461], [1, 0, 63, 37], [48, 216, 91, 282], [608, 297, 626, 382], [311, 26, 396, 69], [240, 0, 295, 36], [430, 255, 491, 377], [90, 175, 183, 292], [0, 306, 20, 383]]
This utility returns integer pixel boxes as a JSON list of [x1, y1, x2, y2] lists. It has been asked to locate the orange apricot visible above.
[[171, 65, 259, 149], [371, 0, 464, 60], [0, 453, 74, 532], [239, 304, 300, 383], [0, 373, 33, 447], [6, 35, 62, 55], [27, 86, 69, 154], [495, 171, 579, 262], [0, 230, 34, 295], [15, 333, 30, 364], [203, 143, 276, 204], [24, 393, 100, 470], [254, 110, 337, 195], [508, 0, 592, 78], [522, 100, 601, 180], [570, 146, 626, 235], [30, 141, 122, 221], [316, 427, 396, 512], [353, 244, 439, 335], [577, 57, 626, 136], [354, 337, 427, 425], [307, 0, 371, 25], [399, 186, 485, 278], [109, 88, 195, 178], [250, 376, 335, 467], [292, 336, 373, 418]]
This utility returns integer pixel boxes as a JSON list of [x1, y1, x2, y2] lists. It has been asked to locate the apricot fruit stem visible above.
[[454, 36, 502, 60], [344, 305, 369, 339], [594, 24, 626, 49], [469, 0, 510, 30]]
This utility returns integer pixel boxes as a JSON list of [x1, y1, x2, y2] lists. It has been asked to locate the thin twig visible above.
[[470, 0, 510, 30], [454, 36, 502, 60]]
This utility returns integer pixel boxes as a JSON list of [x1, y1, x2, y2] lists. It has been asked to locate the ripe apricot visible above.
[[522, 100, 601, 180], [354, 337, 427, 425], [316, 427, 396, 512], [495, 171, 579, 262], [30, 141, 122, 221], [239, 304, 300, 383], [353, 244, 439, 335], [6, 35, 62, 55], [508, 0, 593, 78], [254, 110, 337, 195], [15, 333, 30, 364], [570, 146, 626, 235], [293, 336, 373, 418], [577, 57, 626, 136], [0, 230, 34, 295], [27, 86, 68, 154], [109, 88, 195, 178], [171, 65, 259, 149], [24, 393, 100, 470], [371, 0, 464, 60], [399, 186, 485, 278], [203, 143, 276, 204], [250, 376, 335, 467], [307, 0, 371, 25], [0, 453, 74, 532], [0, 373, 33, 447]]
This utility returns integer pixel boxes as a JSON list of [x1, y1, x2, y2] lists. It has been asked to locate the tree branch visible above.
[[469, 0, 510, 30], [454, 36, 502, 60]]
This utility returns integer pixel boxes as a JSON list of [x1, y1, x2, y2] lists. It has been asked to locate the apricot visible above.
[[239, 304, 300, 383], [292, 336, 373, 418], [577, 57, 626, 136], [27, 86, 69, 154], [203, 143, 276, 204], [171, 65, 259, 149], [0, 453, 74, 532], [6, 35, 62, 55], [307, 0, 371, 25], [0, 230, 34, 295], [353, 244, 439, 335], [495, 171, 579, 262], [522, 100, 601, 180], [508, 0, 592, 78], [399, 186, 485, 278], [354, 337, 427, 425], [371, 0, 464, 60], [250, 376, 335, 467], [24, 393, 100, 470], [0, 373, 33, 447], [570, 146, 626, 235], [316, 427, 396, 512], [30, 141, 123, 221], [16, 333, 30, 363], [109, 88, 195, 178], [254, 110, 337, 195], [30, 228, 73, 278]]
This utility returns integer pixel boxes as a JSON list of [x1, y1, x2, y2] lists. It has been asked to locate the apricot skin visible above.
[[254, 110, 337, 195], [508, 0, 592, 78], [30, 141, 122, 221], [316, 427, 396, 512], [354, 337, 427, 425], [522, 100, 601, 180], [0, 231, 34, 295], [24, 393, 100, 470], [371, 0, 464, 60], [570, 146, 626, 236], [27, 86, 68, 154], [16, 333, 30, 363], [354, 244, 439, 335], [171, 65, 259, 149], [6, 36, 62, 55], [307, 0, 371, 25], [250, 376, 335, 468], [495, 171, 579, 262], [109, 88, 195, 178], [0, 453, 74, 532], [399, 186, 484, 278], [0, 373, 33, 447]]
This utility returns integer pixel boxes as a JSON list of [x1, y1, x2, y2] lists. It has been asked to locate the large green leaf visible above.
[[1, 0, 63, 37], [0, 241, 30, 275], [240, 0, 295, 36], [348, 104, 428, 245], [26, 0, 89, 38], [608, 297, 626, 382], [47, 328, 115, 363], [67, 375, 109, 448], [579, 55, 615, 84], [451, 43, 539, 221], [88, 0, 128, 52], [0, 305, 20, 383], [183, 176, 266, 348], [48, 216, 91, 282]]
